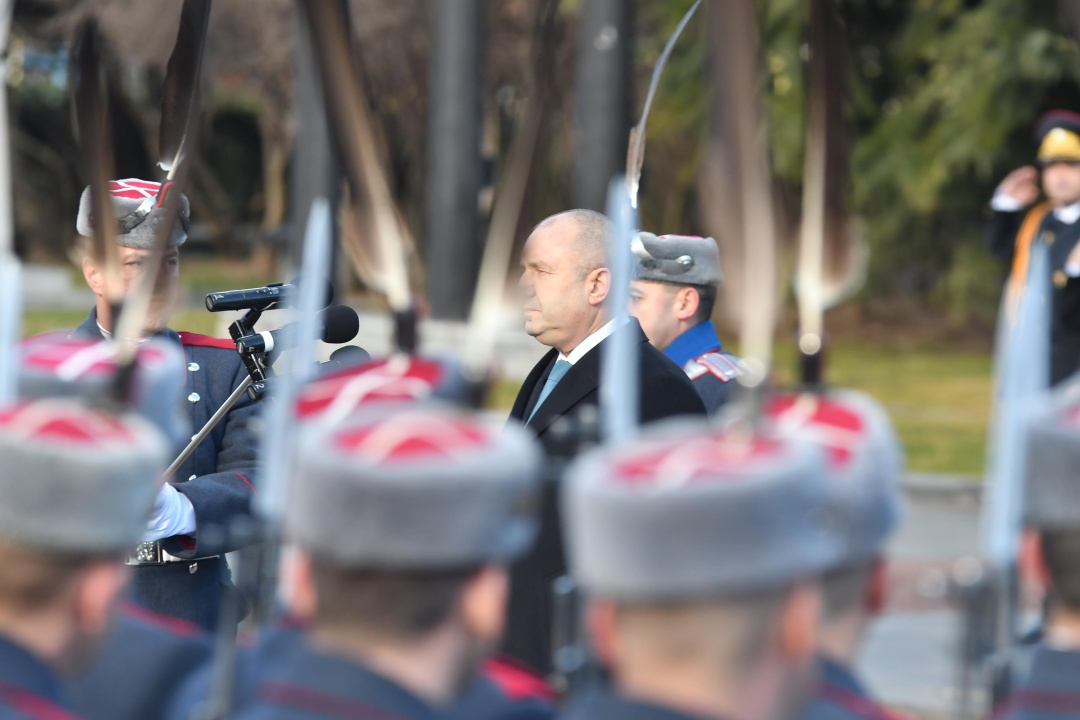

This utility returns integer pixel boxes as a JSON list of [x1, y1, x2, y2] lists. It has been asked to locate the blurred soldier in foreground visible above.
[[0, 399, 166, 717], [766, 392, 906, 720], [629, 232, 742, 413], [994, 388, 1080, 720], [170, 404, 542, 719], [987, 111, 1080, 384], [68, 179, 260, 630], [559, 419, 839, 720], [16, 337, 216, 720], [508, 209, 705, 674]]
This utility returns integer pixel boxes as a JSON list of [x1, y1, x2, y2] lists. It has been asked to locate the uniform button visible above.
[[1054, 269, 1068, 288], [188, 362, 200, 372], [188, 393, 201, 404], [188, 475, 197, 482]]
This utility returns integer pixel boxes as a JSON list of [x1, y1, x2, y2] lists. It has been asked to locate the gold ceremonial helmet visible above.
[[1038, 127, 1080, 165]]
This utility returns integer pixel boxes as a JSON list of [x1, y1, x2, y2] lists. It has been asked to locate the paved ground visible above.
[[862, 479, 984, 719]]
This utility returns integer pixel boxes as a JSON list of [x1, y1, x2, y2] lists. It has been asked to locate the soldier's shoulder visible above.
[[685, 351, 743, 383], [177, 331, 235, 351]]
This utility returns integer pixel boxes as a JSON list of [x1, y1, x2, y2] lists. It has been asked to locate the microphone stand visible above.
[[165, 307, 272, 476]]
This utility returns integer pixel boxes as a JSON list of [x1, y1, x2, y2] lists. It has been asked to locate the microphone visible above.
[[326, 344, 371, 369], [205, 278, 335, 313], [235, 305, 360, 356]]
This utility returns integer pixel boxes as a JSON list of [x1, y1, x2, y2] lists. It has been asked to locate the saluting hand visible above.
[[996, 166, 1040, 207]]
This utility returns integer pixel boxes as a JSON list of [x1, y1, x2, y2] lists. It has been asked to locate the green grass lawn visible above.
[[772, 342, 991, 477], [489, 340, 992, 477]]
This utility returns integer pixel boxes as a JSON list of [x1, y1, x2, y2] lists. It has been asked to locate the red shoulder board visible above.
[[483, 656, 557, 703], [177, 332, 235, 351], [685, 352, 742, 383]]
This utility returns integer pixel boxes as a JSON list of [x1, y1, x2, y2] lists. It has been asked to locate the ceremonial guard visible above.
[[67, 179, 261, 630], [765, 391, 907, 720], [169, 403, 543, 720], [629, 232, 742, 412], [557, 418, 841, 720], [0, 399, 166, 719], [993, 387, 1080, 720], [987, 111, 1080, 384]]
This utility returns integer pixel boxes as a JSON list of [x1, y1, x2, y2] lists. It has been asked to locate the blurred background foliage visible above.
[[11, 0, 1080, 336]]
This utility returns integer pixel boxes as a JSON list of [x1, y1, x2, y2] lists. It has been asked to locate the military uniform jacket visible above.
[[505, 319, 706, 674], [799, 657, 906, 720], [662, 321, 741, 414], [0, 634, 75, 720], [997, 645, 1080, 720], [447, 658, 555, 720], [70, 310, 260, 630], [167, 627, 441, 720], [987, 208, 1080, 384], [66, 602, 211, 720], [560, 685, 713, 720]]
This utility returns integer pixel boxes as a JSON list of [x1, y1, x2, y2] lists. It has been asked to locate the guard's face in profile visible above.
[[628, 279, 677, 350]]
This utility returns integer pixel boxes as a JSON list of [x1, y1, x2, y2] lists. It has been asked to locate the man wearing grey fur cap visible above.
[[628, 232, 743, 413], [63, 178, 261, 631], [0, 399, 167, 718], [559, 419, 841, 720], [167, 403, 544, 720], [993, 388, 1080, 720], [765, 391, 906, 720]]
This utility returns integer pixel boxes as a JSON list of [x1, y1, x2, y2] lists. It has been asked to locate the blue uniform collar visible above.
[[71, 308, 181, 346], [251, 631, 441, 719], [562, 684, 718, 720], [1020, 645, 1080, 693], [0, 633, 68, 710], [663, 321, 722, 369], [817, 655, 869, 697]]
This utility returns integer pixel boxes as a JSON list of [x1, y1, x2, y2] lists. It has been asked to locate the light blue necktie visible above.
[[528, 359, 572, 423]]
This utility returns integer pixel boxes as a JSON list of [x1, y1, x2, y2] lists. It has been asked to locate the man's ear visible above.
[[588, 267, 612, 307], [673, 287, 700, 322], [586, 598, 619, 669], [867, 558, 889, 616], [82, 257, 104, 298], [73, 562, 126, 637], [778, 583, 821, 665], [1020, 530, 1052, 594], [460, 566, 509, 645], [279, 546, 318, 622]]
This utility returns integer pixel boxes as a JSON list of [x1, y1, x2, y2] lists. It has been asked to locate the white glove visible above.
[[143, 483, 197, 542]]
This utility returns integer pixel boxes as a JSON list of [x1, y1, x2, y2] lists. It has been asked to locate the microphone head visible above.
[[320, 305, 361, 345], [327, 344, 371, 369]]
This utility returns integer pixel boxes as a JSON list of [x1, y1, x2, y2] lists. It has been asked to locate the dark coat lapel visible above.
[[526, 322, 649, 435]]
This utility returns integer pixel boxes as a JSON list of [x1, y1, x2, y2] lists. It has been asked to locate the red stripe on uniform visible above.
[[483, 656, 556, 703], [0, 680, 79, 720], [258, 682, 411, 720], [177, 332, 236, 351]]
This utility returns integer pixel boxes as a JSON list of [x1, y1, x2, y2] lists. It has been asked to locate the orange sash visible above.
[[1007, 201, 1053, 297]]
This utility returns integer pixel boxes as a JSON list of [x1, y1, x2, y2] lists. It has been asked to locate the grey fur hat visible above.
[[563, 418, 839, 602], [765, 390, 904, 567], [76, 179, 189, 248], [632, 232, 723, 287], [0, 399, 166, 553], [289, 403, 543, 569], [18, 335, 187, 446]]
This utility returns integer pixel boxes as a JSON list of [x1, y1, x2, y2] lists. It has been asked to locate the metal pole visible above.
[[425, 0, 485, 319], [572, 0, 632, 212]]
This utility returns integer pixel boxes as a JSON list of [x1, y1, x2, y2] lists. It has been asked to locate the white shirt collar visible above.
[[1054, 200, 1080, 225], [558, 317, 626, 365]]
